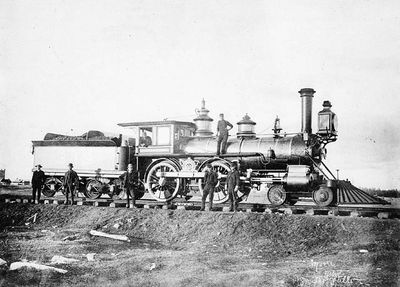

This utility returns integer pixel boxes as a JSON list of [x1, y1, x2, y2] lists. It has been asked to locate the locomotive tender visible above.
[[32, 88, 341, 206]]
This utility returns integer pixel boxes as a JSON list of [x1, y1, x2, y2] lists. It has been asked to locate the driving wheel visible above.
[[145, 160, 180, 202]]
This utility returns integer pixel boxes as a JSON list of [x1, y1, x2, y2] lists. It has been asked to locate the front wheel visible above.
[[312, 186, 334, 207], [267, 185, 287, 206]]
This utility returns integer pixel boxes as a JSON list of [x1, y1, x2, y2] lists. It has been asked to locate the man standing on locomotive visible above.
[[63, 163, 79, 205], [120, 163, 139, 208], [200, 163, 218, 211], [31, 164, 45, 204], [226, 161, 240, 212], [216, 113, 233, 156]]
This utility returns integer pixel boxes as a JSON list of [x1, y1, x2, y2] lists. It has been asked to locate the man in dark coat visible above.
[[139, 130, 152, 147], [200, 163, 218, 211], [31, 164, 45, 203], [226, 161, 240, 212], [63, 163, 79, 205], [120, 163, 139, 208], [216, 113, 233, 156]]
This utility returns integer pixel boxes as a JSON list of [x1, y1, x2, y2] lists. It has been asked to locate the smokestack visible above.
[[298, 88, 315, 135]]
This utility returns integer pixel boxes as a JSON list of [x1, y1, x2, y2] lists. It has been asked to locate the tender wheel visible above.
[[85, 179, 102, 199], [145, 160, 180, 202], [42, 177, 63, 197], [198, 160, 231, 204], [267, 185, 287, 206], [312, 186, 334, 207]]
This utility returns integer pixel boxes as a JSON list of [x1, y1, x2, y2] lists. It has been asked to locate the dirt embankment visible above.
[[1, 203, 399, 255], [0, 203, 399, 286]]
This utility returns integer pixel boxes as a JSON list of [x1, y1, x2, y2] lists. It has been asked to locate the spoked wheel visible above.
[[267, 185, 287, 206], [312, 186, 334, 207], [198, 160, 231, 204], [145, 160, 180, 202], [42, 177, 63, 197], [85, 179, 102, 199]]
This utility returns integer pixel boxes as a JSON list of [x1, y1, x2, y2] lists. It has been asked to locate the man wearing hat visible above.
[[200, 163, 218, 211], [63, 163, 79, 205], [216, 113, 233, 156], [226, 161, 240, 212], [31, 164, 45, 204], [120, 163, 139, 208]]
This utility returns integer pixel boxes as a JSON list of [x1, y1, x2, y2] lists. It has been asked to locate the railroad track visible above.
[[1, 192, 399, 220]]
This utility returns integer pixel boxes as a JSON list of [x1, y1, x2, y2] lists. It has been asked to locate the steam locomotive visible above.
[[32, 88, 341, 206]]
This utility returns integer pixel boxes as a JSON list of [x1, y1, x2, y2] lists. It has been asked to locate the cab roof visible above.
[[118, 120, 196, 128]]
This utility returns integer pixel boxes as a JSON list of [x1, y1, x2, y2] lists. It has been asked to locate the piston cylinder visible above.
[[284, 165, 310, 189]]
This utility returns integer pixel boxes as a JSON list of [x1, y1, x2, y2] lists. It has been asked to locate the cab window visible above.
[[156, 126, 171, 145], [139, 127, 153, 147]]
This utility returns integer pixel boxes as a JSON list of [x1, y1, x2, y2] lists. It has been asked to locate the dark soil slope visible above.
[[1, 204, 400, 256]]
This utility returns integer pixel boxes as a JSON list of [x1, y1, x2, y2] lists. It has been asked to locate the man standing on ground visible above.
[[64, 163, 79, 205], [120, 163, 139, 208], [200, 163, 218, 211], [216, 113, 233, 156], [226, 161, 240, 212], [31, 164, 45, 204]]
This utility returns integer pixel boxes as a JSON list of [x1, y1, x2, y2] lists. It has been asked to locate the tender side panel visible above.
[[33, 146, 119, 171]]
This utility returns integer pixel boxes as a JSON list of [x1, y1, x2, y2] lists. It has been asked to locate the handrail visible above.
[[319, 158, 337, 180], [305, 151, 336, 180]]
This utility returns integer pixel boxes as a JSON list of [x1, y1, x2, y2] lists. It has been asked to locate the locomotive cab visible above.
[[118, 121, 196, 156]]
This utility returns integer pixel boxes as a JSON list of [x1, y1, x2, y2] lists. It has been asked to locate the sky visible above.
[[0, 0, 399, 189]]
